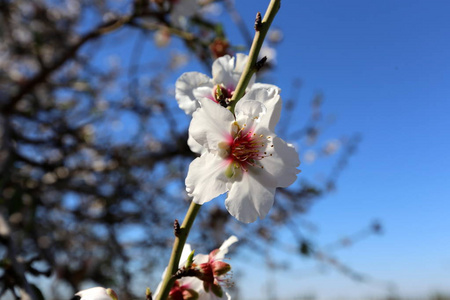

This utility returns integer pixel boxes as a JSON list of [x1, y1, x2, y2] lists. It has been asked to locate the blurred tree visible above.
[[0, 1, 361, 299]]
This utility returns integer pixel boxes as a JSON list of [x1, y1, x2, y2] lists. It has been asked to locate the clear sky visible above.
[[63, 1, 450, 299], [225, 1, 450, 299]]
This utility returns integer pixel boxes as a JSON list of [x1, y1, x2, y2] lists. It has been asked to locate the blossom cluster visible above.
[[74, 237, 237, 300], [176, 54, 300, 223], [73, 52, 299, 300], [157, 236, 238, 300]]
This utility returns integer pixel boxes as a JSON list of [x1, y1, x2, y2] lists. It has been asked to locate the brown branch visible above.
[[3, 14, 139, 114], [0, 213, 37, 300]]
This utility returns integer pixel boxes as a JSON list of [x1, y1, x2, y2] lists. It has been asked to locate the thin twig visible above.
[[0, 213, 37, 300]]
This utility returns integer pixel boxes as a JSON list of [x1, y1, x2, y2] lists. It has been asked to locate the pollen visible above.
[[228, 125, 273, 171]]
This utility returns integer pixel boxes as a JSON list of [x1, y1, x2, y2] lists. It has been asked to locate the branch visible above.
[[3, 14, 139, 113], [229, 0, 281, 111], [0, 213, 37, 300]]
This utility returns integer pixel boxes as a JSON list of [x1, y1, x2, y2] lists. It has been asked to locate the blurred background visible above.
[[0, 0, 449, 299]]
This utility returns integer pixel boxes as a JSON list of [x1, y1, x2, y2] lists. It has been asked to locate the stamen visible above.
[[227, 123, 274, 173]]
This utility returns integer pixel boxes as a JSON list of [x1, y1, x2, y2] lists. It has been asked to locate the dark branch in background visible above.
[[3, 14, 139, 113], [0, 213, 37, 300], [0, 1, 373, 299]]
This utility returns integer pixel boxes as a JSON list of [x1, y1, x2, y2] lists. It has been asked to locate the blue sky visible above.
[[59, 1, 450, 299], [224, 1, 450, 299]]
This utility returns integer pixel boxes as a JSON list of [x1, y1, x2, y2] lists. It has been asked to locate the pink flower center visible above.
[[228, 125, 272, 171]]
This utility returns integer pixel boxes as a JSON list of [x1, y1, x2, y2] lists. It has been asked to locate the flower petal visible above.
[[193, 86, 215, 102], [212, 54, 255, 91], [185, 153, 228, 204], [239, 86, 282, 132], [212, 55, 236, 88], [225, 172, 276, 223], [218, 235, 238, 254], [75, 287, 116, 300], [187, 134, 206, 155], [208, 235, 239, 260], [211, 235, 238, 260], [176, 72, 213, 115], [260, 137, 300, 187], [194, 253, 210, 265], [189, 98, 234, 151], [234, 100, 267, 127], [251, 82, 281, 94], [234, 53, 249, 74]]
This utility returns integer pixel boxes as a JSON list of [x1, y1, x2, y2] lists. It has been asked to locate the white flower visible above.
[[73, 287, 118, 300], [176, 53, 279, 155], [194, 236, 237, 300], [175, 53, 278, 116], [154, 237, 237, 300], [185, 87, 300, 223]]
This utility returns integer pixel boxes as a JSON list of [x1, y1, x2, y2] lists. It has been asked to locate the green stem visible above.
[[155, 202, 201, 300], [229, 0, 281, 112]]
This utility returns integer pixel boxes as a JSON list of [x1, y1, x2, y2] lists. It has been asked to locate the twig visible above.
[[3, 14, 139, 113], [0, 213, 37, 300], [229, 0, 281, 112]]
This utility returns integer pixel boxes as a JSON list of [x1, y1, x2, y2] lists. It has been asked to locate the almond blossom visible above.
[[185, 87, 300, 223], [155, 236, 237, 300], [72, 287, 118, 300], [193, 236, 237, 299], [176, 53, 278, 154], [175, 53, 276, 116]]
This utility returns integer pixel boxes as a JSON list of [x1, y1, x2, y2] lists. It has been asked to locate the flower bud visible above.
[[185, 250, 195, 269]]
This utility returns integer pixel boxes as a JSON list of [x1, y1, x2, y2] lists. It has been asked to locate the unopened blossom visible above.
[[175, 53, 277, 116], [185, 87, 300, 223], [193, 236, 237, 299], [154, 237, 237, 300], [72, 287, 118, 300]]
